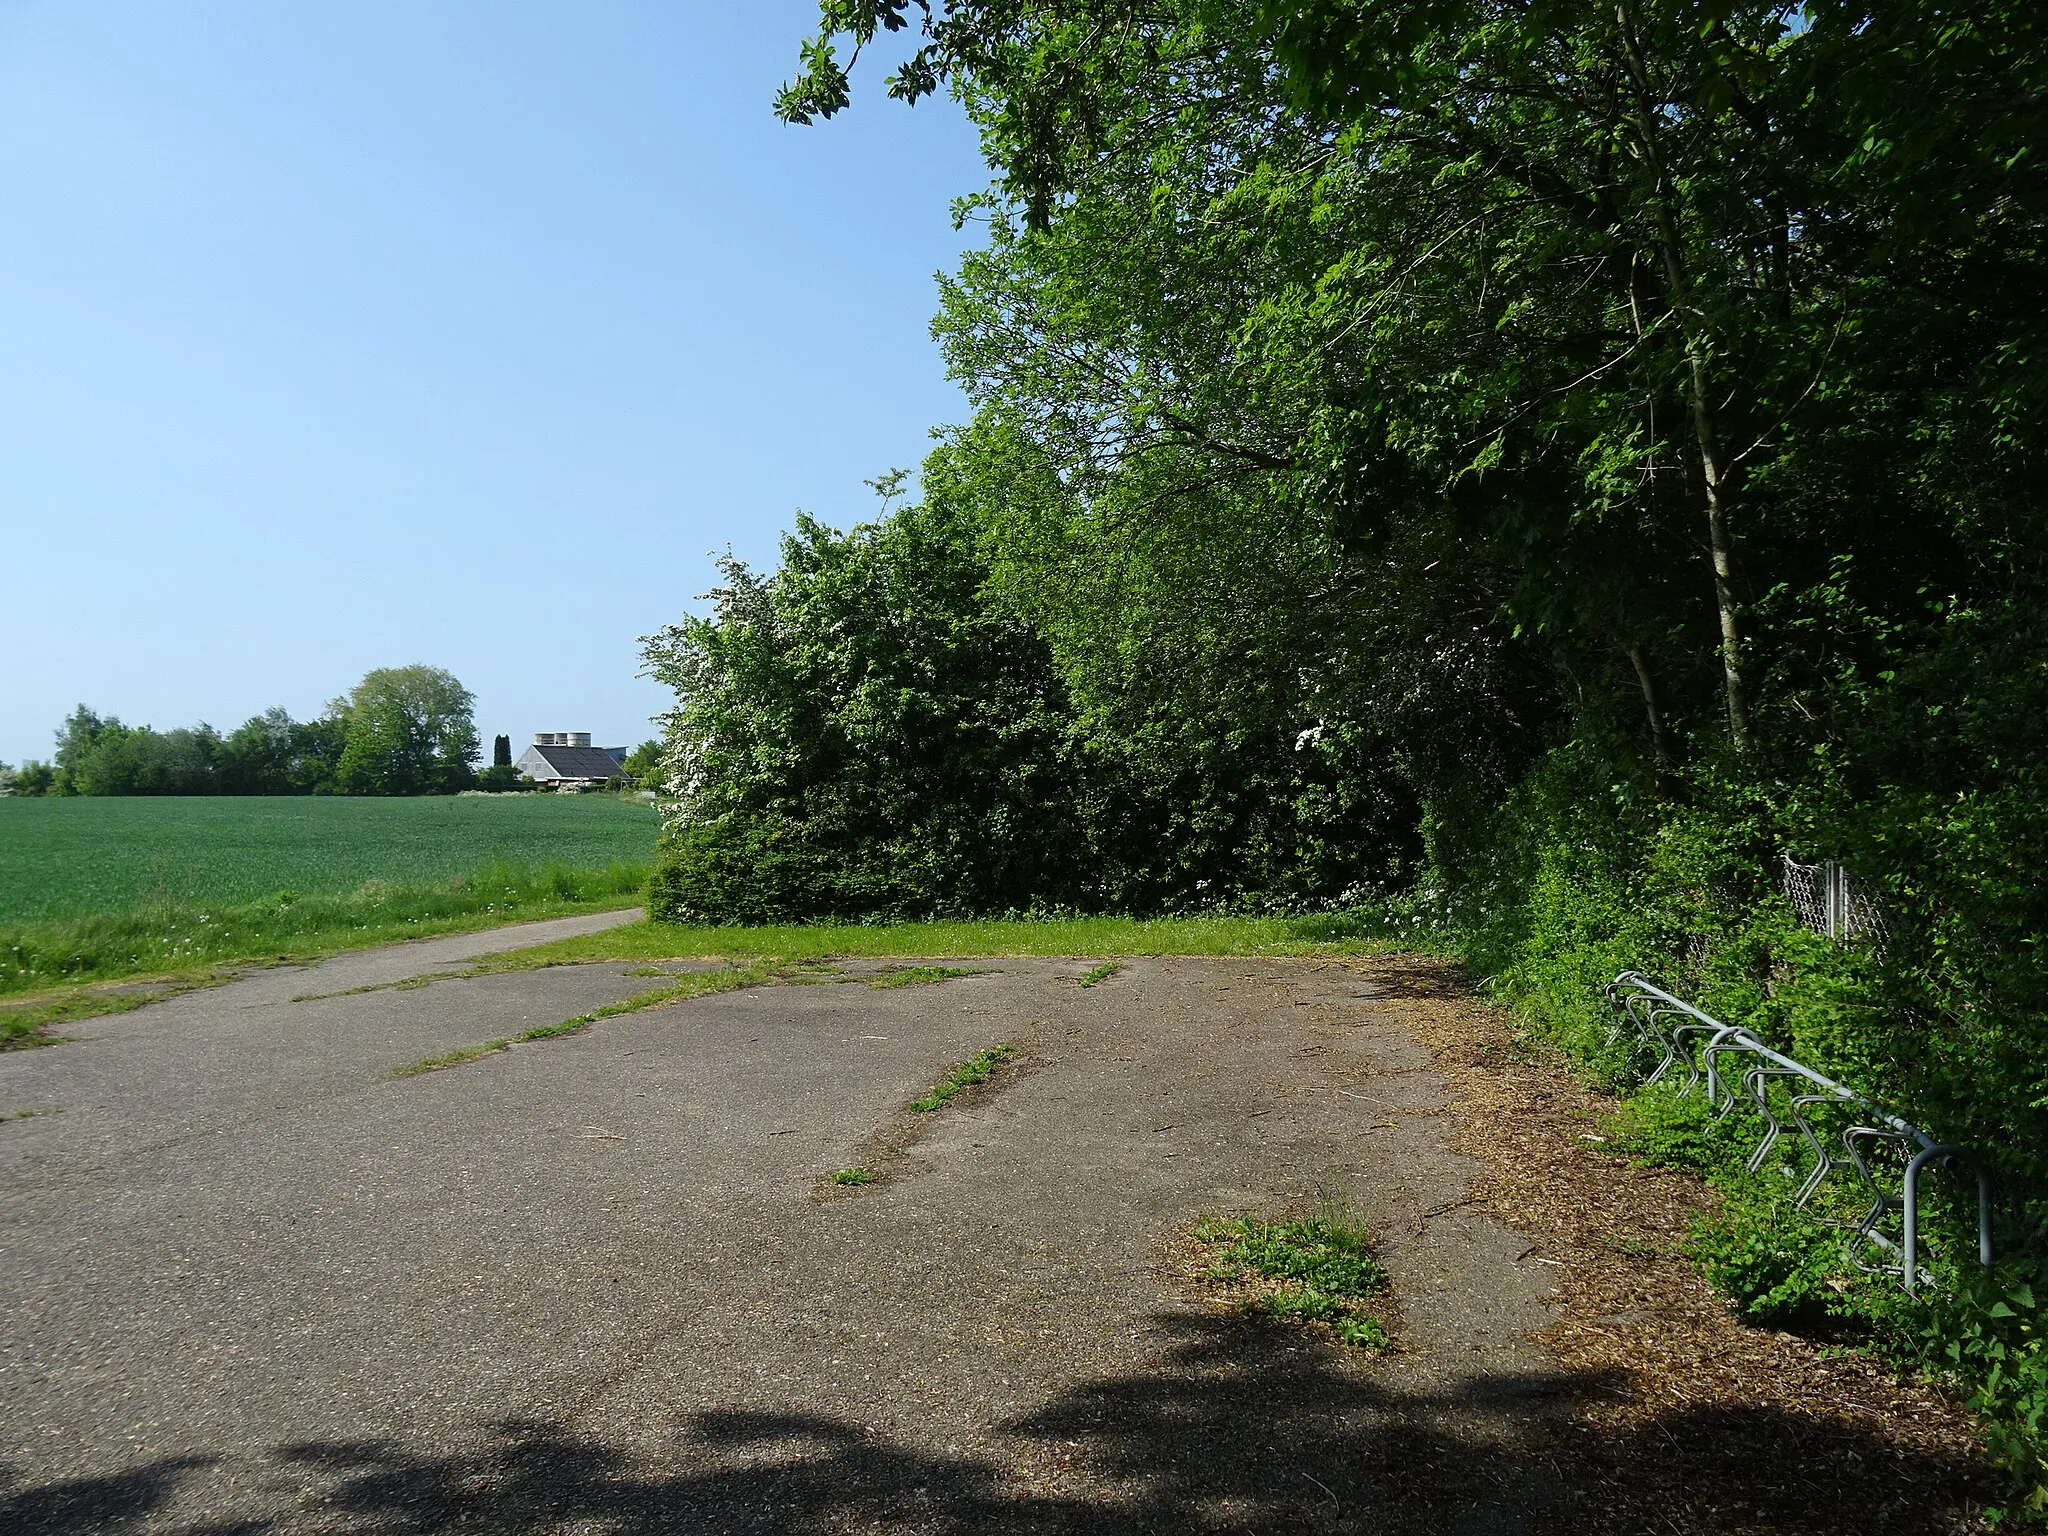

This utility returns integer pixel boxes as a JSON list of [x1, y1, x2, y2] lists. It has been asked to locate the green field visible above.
[[0, 795, 658, 923]]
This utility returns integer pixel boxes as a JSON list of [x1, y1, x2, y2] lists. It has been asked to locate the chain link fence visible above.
[[1782, 856, 1888, 950]]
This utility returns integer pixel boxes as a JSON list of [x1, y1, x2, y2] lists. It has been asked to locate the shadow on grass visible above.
[[1, 1313, 1991, 1535]]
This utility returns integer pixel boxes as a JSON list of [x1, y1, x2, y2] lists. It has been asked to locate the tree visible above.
[[620, 739, 665, 791], [754, 1, 2048, 1183], [782, 0, 2048, 768], [334, 666, 479, 796], [51, 704, 108, 795], [216, 707, 298, 794], [493, 734, 512, 769], [47, 706, 219, 795], [212, 707, 349, 794], [642, 495, 1097, 921]]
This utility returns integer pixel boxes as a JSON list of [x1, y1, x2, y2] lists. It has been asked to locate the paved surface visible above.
[[0, 925, 1567, 1534]]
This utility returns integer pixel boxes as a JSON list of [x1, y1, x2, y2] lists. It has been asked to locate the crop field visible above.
[[0, 795, 659, 924]]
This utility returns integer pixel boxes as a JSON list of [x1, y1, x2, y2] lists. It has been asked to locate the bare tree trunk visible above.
[[1686, 358, 1752, 751], [1627, 644, 1674, 767], [1616, 3, 1753, 753]]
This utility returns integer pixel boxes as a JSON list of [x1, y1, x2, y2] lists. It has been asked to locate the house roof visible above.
[[518, 744, 627, 780]]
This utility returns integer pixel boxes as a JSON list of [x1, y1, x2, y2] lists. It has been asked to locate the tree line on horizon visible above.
[[3, 665, 487, 798]]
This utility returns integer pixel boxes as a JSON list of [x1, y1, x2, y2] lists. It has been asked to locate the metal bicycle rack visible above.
[[1603, 970, 1991, 1291]]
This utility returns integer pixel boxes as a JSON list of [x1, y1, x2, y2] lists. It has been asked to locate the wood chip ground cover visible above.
[[1355, 953, 1999, 1534]]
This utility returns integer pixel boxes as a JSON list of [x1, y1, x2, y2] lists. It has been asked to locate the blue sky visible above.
[[0, 3, 988, 766]]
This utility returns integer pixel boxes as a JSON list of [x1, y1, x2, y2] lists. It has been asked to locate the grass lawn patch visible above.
[[911, 1044, 1015, 1112], [1193, 1206, 1391, 1350], [465, 913, 1400, 974]]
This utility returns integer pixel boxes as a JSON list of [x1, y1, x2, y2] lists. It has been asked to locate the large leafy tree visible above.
[[216, 706, 348, 795], [753, 1, 2048, 1199], [782, 0, 2047, 770], [642, 473, 1421, 920], [642, 496, 1093, 920], [334, 665, 479, 796]]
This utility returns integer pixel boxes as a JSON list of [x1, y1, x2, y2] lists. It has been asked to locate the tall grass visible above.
[[0, 859, 648, 997]]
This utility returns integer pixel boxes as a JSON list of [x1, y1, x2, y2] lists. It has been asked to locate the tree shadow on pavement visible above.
[[1, 1313, 1992, 1535]]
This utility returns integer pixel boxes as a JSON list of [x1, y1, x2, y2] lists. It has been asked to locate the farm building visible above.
[[514, 732, 628, 790]]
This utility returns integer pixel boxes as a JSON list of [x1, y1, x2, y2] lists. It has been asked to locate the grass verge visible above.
[[1193, 1206, 1391, 1350], [461, 913, 1397, 975], [911, 1044, 1015, 1113], [0, 858, 649, 1001], [1, 971, 247, 1050]]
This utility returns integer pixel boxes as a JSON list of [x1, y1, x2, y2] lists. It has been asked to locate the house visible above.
[[514, 732, 628, 790]]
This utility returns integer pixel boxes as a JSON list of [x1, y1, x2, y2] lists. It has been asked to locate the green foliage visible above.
[[620, 739, 664, 790], [215, 707, 348, 794], [1606, 1086, 1753, 1181], [642, 499, 1097, 922], [867, 964, 976, 988], [1195, 1209, 1390, 1348], [475, 913, 1397, 972], [52, 706, 221, 796], [8, 760, 56, 797], [644, 487, 1422, 922], [1689, 1189, 1851, 1329], [34, 684, 481, 799], [335, 665, 480, 796], [831, 1167, 877, 1185], [910, 1043, 1014, 1112], [1919, 1262, 2048, 1512], [475, 763, 537, 792]]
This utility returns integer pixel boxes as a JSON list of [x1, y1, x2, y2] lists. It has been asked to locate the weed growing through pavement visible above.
[[1193, 1204, 1391, 1349], [1078, 962, 1119, 988], [385, 965, 770, 1078], [831, 1167, 877, 1185], [292, 973, 458, 1003], [392, 1041, 511, 1077], [910, 1044, 1015, 1112], [868, 965, 977, 989]]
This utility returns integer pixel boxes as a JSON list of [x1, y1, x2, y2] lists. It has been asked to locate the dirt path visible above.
[[0, 941, 1990, 1533]]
